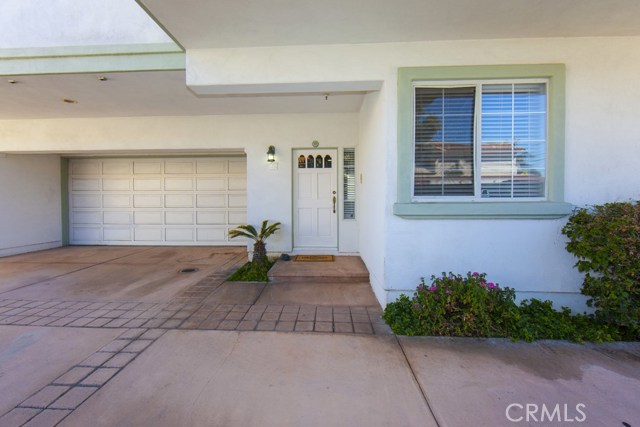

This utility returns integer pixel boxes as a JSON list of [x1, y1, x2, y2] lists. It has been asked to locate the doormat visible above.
[[294, 255, 335, 262]]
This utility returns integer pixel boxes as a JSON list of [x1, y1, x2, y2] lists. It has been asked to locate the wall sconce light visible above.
[[267, 145, 276, 162]]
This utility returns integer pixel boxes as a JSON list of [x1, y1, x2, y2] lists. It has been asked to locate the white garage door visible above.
[[69, 157, 247, 245]]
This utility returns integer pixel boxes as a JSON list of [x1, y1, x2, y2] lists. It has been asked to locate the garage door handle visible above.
[[332, 196, 336, 213]]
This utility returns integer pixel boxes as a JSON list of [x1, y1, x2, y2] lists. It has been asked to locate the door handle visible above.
[[332, 196, 337, 214]]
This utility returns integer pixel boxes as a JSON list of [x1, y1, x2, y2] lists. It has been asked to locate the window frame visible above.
[[394, 64, 573, 219], [343, 148, 356, 220], [411, 78, 549, 202]]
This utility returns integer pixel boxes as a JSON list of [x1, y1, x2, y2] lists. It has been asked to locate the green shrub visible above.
[[562, 201, 640, 339], [513, 299, 618, 343], [227, 259, 275, 282], [383, 272, 618, 342]]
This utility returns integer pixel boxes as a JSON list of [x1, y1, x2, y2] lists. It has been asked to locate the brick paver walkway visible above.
[[0, 272, 392, 336], [0, 272, 392, 426], [0, 299, 390, 335]]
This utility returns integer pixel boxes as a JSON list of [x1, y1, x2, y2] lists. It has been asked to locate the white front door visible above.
[[293, 149, 338, 249]]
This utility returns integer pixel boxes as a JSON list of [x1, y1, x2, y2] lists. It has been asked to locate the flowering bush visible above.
[[384, 272, 520, 337], [383, 272, 617, 342]]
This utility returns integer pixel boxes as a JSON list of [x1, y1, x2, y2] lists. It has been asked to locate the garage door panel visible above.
[[166, 212, 194, 225], [134, 228, 163, 242], [71, 178, 101, 191], [196, 177, 226, 191], [229, 194, 247, 208], [104, 195, 132, 208], [165, 194, 193, 208], [104, 212, 131, 225], [134, 161, 162, 174], [197, 211, 226, 225], [103, 228, 131, 241], [134, 195, 162, 208], [228, 177, 246, 191], [135, 212, 163, 225], [73, 195, 101, 209], [103, 178, 130, 191], [229, 159, 246, 174], [70, 157, 246, 246], [103, 162, 131, 175], [197, 159, 226, 174], [197, 228, 226, 242], [71, 161, 100, 175], [72, 227, 101, 242], [228, 211, 247, 224], [166, 228, 194, 241], [134, 178, 162, 191], [165, 178, 193, 191], [73, 211, 102, 224], [197, 195, 226, 208], [165, 161, 194, 174]]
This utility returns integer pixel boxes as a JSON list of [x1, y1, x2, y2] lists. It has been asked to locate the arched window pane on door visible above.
[[298, 155, 306, 168], [324, 155, 333, 168], [307, 155, 314, 168], [315, 155, 323, 168]]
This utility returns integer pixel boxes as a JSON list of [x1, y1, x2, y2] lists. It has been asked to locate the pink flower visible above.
[[472, 272, 480, 277]]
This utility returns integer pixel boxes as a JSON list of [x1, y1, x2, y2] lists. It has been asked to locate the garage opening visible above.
[[68, 157, 247, 246]]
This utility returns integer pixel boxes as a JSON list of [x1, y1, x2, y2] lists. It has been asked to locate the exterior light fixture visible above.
[[267, 145, 276, 162]]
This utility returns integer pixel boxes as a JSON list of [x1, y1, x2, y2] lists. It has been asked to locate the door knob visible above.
[[332, 196, 337, 213]]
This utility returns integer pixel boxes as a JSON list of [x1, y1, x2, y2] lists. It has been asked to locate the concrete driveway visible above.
[[0, 247, 639, 427]]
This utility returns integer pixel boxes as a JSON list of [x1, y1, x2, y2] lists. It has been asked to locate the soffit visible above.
[[0, 71, 364, 119], [139, 0, 640, 49]]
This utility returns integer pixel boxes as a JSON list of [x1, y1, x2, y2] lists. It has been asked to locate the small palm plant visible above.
[[229, 220, 281, 265]]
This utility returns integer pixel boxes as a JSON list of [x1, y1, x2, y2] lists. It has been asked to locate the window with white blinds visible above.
[[343, 148, 356, 219], [413, 80, 547, 200]]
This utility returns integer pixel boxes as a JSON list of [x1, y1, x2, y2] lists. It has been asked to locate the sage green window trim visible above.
[[60, 157, 70, 246], [396, 64, 570, 219], [393, 201, 573, 220], [0, 44, 185, 76]]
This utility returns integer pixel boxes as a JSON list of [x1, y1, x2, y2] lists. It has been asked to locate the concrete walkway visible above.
[[0, 247, 638, 426]]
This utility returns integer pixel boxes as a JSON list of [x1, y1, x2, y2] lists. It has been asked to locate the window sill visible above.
[[393, 201, 574, 220]]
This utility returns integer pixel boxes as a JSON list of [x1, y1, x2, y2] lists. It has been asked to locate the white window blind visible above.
[[481, 83, 546, 198], [413, 81, 547, 200], [343, 148, 356, 219]]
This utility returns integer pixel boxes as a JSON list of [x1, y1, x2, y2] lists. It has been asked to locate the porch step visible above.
[[268, 256, 369, 283]]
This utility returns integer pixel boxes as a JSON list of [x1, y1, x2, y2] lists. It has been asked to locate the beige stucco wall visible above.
[[0, 113, 360, 255], [2, 35, 639, 309], [185, 36, 640, 309], [0, 154, 62, 256]]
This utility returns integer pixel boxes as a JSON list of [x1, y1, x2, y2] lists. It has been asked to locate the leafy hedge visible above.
[[562, 201, 640, 339], [383, 272, 617, 343]]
